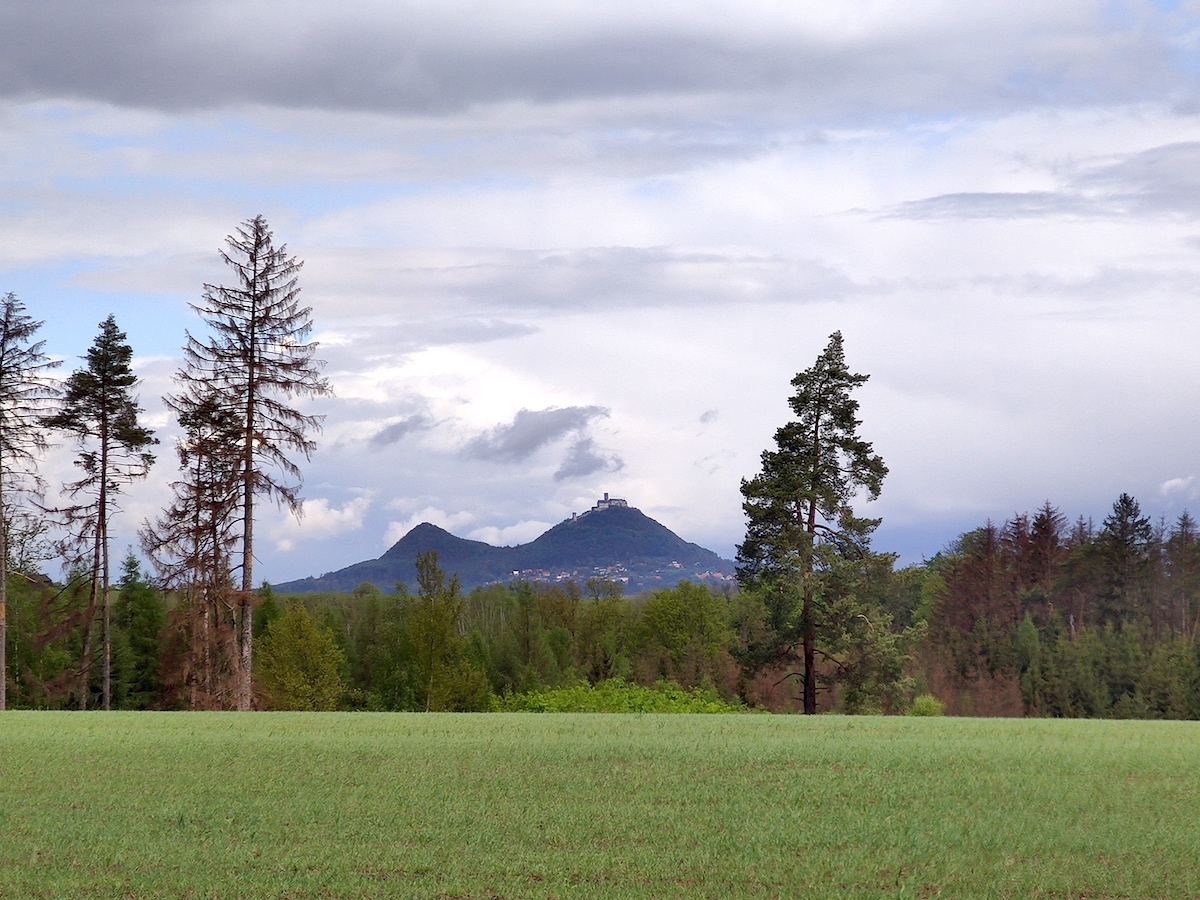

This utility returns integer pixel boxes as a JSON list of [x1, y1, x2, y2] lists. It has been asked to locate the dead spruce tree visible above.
[[0, 293, 59, 710], [141, 387, 242, 708], [180, 215, 330, 710], [44, 315, 156, 710]]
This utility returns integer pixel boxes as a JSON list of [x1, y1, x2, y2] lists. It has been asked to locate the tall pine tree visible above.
[[44, 315, 156, 710], [737, 331, 888, 714]]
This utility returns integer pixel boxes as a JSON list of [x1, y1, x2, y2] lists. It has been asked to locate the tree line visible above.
[[4, 265, 1198, 716]]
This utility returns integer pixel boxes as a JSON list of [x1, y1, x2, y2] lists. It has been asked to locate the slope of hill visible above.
[[275, 502, 735, 594]]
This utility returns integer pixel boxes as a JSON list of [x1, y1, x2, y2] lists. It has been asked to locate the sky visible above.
[[3, 0, 1200, 584]]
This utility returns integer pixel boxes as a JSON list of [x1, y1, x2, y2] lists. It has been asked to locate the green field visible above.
[[2, 714, 1198, 898]]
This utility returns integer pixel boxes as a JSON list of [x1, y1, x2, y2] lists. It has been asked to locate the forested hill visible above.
[[275, 504, 735, 594]]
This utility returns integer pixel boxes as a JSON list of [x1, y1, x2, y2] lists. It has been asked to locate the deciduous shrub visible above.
[[907, 694, 946, 716]]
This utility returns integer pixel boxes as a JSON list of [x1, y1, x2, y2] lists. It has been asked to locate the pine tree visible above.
[[737, 331, 888, 714], [0, 293, 59, 710], [182, 215, 331, 710], [44, 315, 156, 710]]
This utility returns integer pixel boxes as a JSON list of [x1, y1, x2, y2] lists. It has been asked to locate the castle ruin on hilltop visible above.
[[572, 492, 628, 521]]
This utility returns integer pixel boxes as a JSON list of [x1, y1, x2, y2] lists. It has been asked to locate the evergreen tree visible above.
[[181, 215, 331, 710], [736, 331, 888, 714], [114, 553, 164, 709], [0, 293, 59, 710], [1097, 493, 1153, 626], [44, 315, 155, 710]]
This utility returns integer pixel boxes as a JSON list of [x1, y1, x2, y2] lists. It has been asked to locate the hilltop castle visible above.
[[572, 492, 628, 521]]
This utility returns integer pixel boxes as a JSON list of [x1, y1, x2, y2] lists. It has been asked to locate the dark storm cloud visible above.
[[464, 406, 608, 463], [0, 4, 1180, 120], [554, 437, 624, 482]]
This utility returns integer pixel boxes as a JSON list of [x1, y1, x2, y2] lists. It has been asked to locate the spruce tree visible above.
[[44, 315, 156, 710], [182, 215, 331, 710], [0, 293, 59, 710], [140, 386, 243, 708]]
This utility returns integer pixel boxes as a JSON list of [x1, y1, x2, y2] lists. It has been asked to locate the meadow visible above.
[[2, 713, 1198, 898]]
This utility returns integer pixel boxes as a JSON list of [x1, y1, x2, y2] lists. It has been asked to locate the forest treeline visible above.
[[6, 490, 1199, 717]]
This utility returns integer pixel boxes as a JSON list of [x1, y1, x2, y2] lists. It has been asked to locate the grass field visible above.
[[2, 713, 1198, 898]]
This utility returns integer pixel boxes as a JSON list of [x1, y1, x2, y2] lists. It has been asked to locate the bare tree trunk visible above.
[[0, 481, 7, 712], [102, 519, 111, 711], [99, 441, 111, 712], [238, 471, 254, 711]]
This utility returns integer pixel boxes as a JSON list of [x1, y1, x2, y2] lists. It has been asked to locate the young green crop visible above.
[[2, 713, 1198, 898]]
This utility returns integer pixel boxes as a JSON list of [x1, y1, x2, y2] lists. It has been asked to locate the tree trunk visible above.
[[100, 439, 111, 712], [0, 483, 7, 712], [102, 518, 111, 711], [802, 596, 816, 715]]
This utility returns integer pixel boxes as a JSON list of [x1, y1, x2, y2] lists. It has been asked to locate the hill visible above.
[[275, 500, 735, 594]]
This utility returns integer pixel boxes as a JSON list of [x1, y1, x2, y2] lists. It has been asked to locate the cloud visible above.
[[887, 191, 1106, 220], [699, 409, 719, 424], [369, 415, 432, 447], [1160, 476, 1195, 497], [464, 405, 608, 462], [553, 436, 624, 481], [468, 519, 554, 547], [0, 3, 1183, 122], [887, 142, 1200, 223], [271, 494, 372, 552], [302, 247, 856, 320], [382, 507, 475, 547]]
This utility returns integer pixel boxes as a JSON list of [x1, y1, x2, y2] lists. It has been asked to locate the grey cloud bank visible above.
[[0, 3, 1184, 119]]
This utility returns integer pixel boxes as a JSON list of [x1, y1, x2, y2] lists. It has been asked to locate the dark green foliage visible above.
[[253, 582, 282, 638], [576, 588, 635, 683], [924, 495, 1200, 719], [113, 554, 164, 709]]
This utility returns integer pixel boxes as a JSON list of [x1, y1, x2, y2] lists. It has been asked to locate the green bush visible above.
[[907, 694, 946, 717], [495, 678, 747, 713]]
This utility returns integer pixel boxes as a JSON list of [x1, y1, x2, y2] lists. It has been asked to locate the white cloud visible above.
[[382, 508, 476, 548], [271, 495, 373, 552], [1160, 477, 1195, 498], [468, 520, 555, 547]]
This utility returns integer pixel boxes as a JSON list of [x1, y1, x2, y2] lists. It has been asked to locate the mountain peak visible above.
[[279, 499, 734, 594]]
